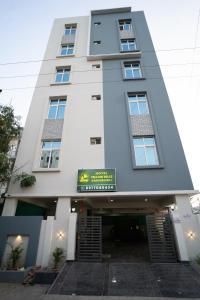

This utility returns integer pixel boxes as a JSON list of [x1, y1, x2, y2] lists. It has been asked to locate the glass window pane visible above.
[[55, 73, 62, 82], [145, 138, 155, 145], [122, 44, 129, 52], [125, 69, 133, 79], [57, 105, 65, 119], [146, 147, 158, 165], [40, 150, 50, 168], [133, 138, 143, 146], [130, 43, 136, 51], [135, 147, 146, 166], [71, 29, 76, 34], [50, 150, 60, 168], [129, 102, 139, 115], [52, 141, 61, 149], [42, 141, 51, 149], [68, 48, 73, 54], [133, 68, 141, 78], [138, 95, 146, 101], [124, 24, 130, 30], [139, 102, 149, 115], [61, 48, 67, 55], [59, 99, 66, 104], [50, 100, 59, 104], [63, 72, 69, 82], [48, 106, 57, 119]]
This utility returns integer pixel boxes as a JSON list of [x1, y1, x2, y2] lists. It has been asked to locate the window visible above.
[[133, 137, 159, 166], [91, 95, 101, 101], [40, 140, 61, 168], [90, 137, 101, 144], [93, 41, 101, 45], [60, 44, 74, 56], [64, 24, 76, 35], [94, 22, 101, 26], [48, 98, 67, 119], [119, 19, 132, 31], [55, 67, 70, 83], [124, 62, 142, 79], [121, 39, 136, 52], [92, 64, 101, 69], [128, 93, 149, 115]]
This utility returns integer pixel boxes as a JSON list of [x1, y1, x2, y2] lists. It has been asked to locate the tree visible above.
[[0, 105, 21, 186]]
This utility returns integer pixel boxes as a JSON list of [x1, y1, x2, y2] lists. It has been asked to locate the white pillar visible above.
[[170, 210, 189, 261], [41, 216, 54, 267], [67, 213, 77, 260], [175, 194, 200, 260], [2, 198, 18, 216], [55, 197, 71, 222]]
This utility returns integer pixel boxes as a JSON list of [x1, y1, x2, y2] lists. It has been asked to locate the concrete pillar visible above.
[[174, 194, 200, 260], [2, 198, 18, 216], [67, 213, 77, 260], [41, 216, 54, 267], [55, 197, 71, 222], [170, 210, 189, 261]]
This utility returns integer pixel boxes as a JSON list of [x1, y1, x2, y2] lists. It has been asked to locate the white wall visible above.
[[8, 16, 104, 198]]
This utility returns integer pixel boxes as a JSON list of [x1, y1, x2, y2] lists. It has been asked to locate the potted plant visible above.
[[7, 244, 23, 270], [52, 247, 64, 270], [14, 172, 36, 188]]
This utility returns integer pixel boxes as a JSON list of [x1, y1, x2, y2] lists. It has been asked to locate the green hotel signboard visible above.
[[77, 169, 116, 192]]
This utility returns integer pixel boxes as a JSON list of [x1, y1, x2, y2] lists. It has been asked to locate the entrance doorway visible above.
[[102, 215, 150, 262]]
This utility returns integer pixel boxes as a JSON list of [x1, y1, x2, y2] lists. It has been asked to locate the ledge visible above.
[[56, 55, 75, 59], [50, 82, 71, 86], [133, 165, 164, 170], [32, 168, 60, 173], [87, 51, 141, 61], [6, 190, 199, 198], [91, 7, 131, 15], [123, 77, 145, 81]]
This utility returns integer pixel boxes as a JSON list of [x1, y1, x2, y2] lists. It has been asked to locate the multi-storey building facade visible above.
[[0, 7, 200, 268]]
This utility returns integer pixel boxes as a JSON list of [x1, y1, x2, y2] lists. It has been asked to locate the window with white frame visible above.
[[48, 98, 67, 119], [133, 137, 159, 166], [128, 93, 149, 115], [40, 140, 61, 168], [121, 39, 136, 52], [124, 62, 142, 79], [64, 24, 76, 35], [55, 67, 70, 83], [119, 19, 132, 31], [60, 44, 74, 56]]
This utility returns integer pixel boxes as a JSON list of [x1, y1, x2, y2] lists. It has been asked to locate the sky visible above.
[[0, 0, 200, 190]]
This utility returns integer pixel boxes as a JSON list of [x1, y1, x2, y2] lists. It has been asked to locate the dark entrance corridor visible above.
[[102, 215, 149, 262]]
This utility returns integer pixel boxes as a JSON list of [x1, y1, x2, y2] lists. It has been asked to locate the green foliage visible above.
[[15, 172, 36, 188], [0, 105, 21, 185], [7, 243, 23, 269], [52, 247, 64, 269]]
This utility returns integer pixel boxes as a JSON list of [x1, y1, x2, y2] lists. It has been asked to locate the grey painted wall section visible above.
[[0, 216, 42, 267], [91, 11, 193, 191], [90, 11, 134, 55], [42, 119, 64, 140]]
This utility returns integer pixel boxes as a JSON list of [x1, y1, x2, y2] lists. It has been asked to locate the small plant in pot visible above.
[[52, 247, 64, 271], [14, 172, 36, 188], [7, 243, 23, 270]]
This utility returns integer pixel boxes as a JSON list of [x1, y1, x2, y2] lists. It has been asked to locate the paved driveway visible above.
[[49, 262, 200, 298]]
